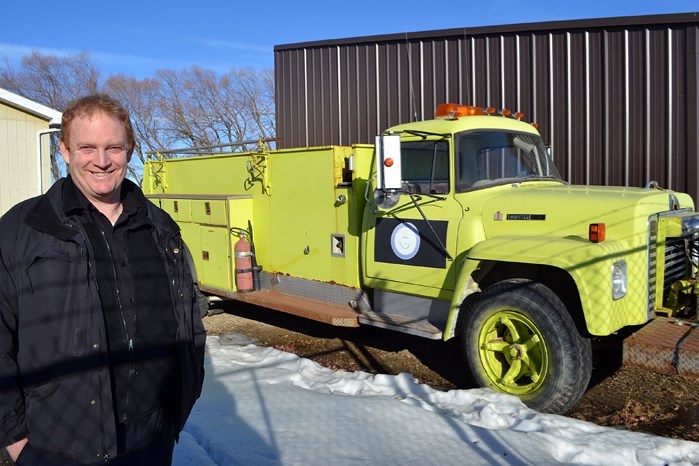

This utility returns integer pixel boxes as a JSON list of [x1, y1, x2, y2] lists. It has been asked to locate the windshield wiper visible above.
[[521, 174, 561, 181], [406, 192, 447, 200], [397, 130, 451, 140], [408, 194, 452, 261]]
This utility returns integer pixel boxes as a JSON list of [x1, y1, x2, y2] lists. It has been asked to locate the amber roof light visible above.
[[435, 103, 531, 123], [435, 103, 485, 118]]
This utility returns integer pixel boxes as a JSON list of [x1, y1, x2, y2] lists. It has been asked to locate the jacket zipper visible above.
[[67, 221, 111, 460], [98, 229, 134, 422]]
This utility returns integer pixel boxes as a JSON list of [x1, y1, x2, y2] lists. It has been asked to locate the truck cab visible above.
[[361, 104, 564, 338]]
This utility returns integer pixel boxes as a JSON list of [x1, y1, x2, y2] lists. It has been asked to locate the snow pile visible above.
[[173, 336, 699, 465]]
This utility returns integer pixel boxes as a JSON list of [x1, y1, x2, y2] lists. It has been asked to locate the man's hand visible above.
[[6, 437, 28, 462]]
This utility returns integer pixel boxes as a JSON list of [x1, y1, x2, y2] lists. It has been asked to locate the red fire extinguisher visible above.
[[234, 233, 254, 292]]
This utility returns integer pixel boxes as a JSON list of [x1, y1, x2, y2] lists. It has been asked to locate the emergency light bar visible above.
[[435, 103, 526, 122]]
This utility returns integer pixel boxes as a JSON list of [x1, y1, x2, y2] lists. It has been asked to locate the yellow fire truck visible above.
[[142, 103, 699, 414]]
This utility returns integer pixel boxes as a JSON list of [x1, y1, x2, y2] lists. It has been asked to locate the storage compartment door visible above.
[[199, 225, 232, 291]]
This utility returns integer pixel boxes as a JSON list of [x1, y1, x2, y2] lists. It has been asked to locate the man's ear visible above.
[[59, 140, 70, 165], [127, 150, 133, 163]]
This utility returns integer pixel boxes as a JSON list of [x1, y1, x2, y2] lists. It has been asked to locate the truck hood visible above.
[[473, 183, 694, 241]]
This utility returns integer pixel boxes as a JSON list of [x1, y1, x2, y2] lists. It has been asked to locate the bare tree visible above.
[[2, 51, 276, 181], [104, 75, 178, 184], [153, 66, 276, 154], [0, 51, 101, 179], [189, 66, 246, 146], [227, 68, 276, 148]]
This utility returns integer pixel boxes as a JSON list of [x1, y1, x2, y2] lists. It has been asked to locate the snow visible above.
[[173, 335, 699, 465]]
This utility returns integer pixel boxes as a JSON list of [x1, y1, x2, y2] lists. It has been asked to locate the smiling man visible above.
[[59, 103, 134, 223], [0, 95, 206, 465]]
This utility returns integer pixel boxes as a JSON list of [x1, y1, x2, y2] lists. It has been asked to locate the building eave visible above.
[[0, 88, 62, 126]]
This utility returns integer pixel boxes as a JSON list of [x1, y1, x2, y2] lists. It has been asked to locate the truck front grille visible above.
[[648, 214, 694, 316], [664, 238, 689, 289], [647, 219, 658, 317]]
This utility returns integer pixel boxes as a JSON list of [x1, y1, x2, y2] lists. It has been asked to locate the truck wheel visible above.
[[460, 279, 591, 414]]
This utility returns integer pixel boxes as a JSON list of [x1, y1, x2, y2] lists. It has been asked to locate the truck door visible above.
[[364, 139, 463, 295]]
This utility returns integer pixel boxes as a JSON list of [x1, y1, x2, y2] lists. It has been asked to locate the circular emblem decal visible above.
[[391, 222, 420, 260]]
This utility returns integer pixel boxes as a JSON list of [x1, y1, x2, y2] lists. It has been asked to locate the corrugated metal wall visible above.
[[274, 13, 699, 201]]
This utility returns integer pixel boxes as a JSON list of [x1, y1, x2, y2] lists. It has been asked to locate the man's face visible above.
[[59, 111, 132, 205]]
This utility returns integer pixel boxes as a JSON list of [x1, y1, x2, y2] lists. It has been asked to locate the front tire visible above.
[[460, 279, 591, 414]]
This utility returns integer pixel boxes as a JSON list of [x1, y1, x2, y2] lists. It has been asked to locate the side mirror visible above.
[[374, 135, 402, 209], [375, 135, 402, 191]]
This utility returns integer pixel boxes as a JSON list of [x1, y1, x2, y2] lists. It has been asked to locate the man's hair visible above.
[[60, 94, 135, 152]]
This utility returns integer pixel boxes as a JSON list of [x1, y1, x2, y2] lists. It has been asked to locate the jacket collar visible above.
[[25, 179, 79, 241], [25, 177, 159, 240], [64, 175, 147, 222]]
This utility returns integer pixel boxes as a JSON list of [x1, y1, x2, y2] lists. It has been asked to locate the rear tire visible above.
[[460, 279, 591, 414]]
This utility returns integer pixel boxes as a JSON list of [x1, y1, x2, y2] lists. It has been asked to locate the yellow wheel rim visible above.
[[477, 310, 549, 396]]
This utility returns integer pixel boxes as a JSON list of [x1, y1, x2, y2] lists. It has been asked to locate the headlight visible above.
[[682, 214, 699, 237], [612, 260, 627, 300]]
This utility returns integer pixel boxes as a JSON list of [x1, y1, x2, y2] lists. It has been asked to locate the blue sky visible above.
[[1, 1, 697, 78]]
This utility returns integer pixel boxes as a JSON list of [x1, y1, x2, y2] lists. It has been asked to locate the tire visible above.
[[459, 279, 591, 414]]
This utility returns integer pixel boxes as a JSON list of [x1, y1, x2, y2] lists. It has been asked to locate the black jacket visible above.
[[0, 178, 206, 463]]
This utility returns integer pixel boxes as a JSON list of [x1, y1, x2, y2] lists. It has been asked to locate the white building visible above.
[[0, 88, 61, 216]]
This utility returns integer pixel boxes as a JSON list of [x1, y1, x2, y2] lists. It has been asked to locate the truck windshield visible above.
[[455, 130, 562, 192], [400, 139, 450, 195]]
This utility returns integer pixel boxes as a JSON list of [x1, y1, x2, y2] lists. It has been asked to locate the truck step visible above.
[[358, 311, 443, 340], [234, 289, 359, 327], [623, 317, 699, 376]]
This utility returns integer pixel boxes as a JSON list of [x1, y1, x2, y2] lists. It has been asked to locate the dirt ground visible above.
[[1, 303, 695, 465], [205, 301, 699, 443]]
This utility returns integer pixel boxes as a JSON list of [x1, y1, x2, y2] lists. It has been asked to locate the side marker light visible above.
[[589, 223, 606, 243]]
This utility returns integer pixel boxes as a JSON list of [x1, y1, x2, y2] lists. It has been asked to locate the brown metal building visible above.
[[274, 13, 699, 201]]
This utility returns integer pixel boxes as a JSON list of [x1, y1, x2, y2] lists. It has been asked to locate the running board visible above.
[[234, 289, 359, 327], [359, 311, 443, 340]]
